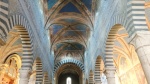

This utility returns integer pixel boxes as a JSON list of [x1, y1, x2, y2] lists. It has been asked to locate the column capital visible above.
[[129, 31, 150, 48], [128, 31, 150, 83], [104, 70, 115, 78]]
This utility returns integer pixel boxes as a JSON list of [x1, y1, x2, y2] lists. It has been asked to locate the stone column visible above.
[[19, 69, 30, 84], [28, 76, 36, 84], [130, 31, 150, 83], [28, 71, 36, 84], [105, 68, 115, 84]]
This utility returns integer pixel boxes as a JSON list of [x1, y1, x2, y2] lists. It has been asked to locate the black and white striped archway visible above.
[[54, 58, 84, 74], [89, 70, 94, 84], [94, 56, 105, 84], [1, 0, 34, 70], [35, 58, 43, 84], [105, 0, 148, 71], [43, 72, 52, 84], [0, 11, 34, 70], [8, 15, 34, 70], [0, 0, 34, 69]]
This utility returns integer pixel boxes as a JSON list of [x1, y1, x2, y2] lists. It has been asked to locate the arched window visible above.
[[66, 77, 71, 84]]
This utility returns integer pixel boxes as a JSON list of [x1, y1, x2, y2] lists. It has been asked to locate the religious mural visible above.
[[113, 32, 147, 84]]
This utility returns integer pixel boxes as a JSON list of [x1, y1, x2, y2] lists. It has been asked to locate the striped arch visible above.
[[0, 0, 9, 45], [105, 24, 123, 70], [107, 0, 148, 37], [86, 79, 88, 84], [43, 72, 52, 84], [7, 15, 34, 70], [35, 58, 43, 84], [89, 70, 94, 84], [54, 58, 84, 73], [0, 0, 34, 70], [105, 0, 148, 69], [126, 0, 148, 35], [94, 56, 105, 84]]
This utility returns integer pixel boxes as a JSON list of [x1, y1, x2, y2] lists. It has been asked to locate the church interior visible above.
[[0, 0, 150, 84]]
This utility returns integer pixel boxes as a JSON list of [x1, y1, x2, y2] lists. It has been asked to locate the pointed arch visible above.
[[35, 57, 43, 84], [43, 72, 51, 84], [6, 14, 34, 70], [86, 79, 88, 84], [0, 0, 9, 45], [105, 24, 127, 84], [54, 58, 84, 74], [105, 24, 124, 70], [89, 70, 94, 84], [94, 56, 105, 84]]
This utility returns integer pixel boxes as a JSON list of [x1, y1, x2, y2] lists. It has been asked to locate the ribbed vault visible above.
[[45, 0, 95, 70]]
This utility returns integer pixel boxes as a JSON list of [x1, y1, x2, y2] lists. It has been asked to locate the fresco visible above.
[[113, 32, 147, 84]]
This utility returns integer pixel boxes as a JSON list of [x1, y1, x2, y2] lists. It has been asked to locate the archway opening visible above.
[[55, 63, 83, 84], [105, 24, 147, 84], [58, 72, 79, 84], [89, 70, 94, 84], [94, 56, 105, 83], [66, 77, 71, 84]]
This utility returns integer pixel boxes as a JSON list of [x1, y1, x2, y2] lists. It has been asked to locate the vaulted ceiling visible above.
[[44, 0, 96, 63]]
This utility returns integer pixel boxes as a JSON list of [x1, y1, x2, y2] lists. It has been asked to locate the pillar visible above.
[[19, 69, 30, 84], [28, 71, 36, 84], [130, 31, 150, 83], [105, 68, 115, 84]]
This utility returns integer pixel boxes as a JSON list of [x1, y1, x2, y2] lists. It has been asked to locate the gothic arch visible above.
[[126, 0, 148, 34], [89, 70, 94, 84], [43, 72, 52, 84], [0, 0, 9, 44], [0, 0, 34, 70], [0, 31, 22, 63], [7, 15, 34, 70], [54, 58, 84, 74], [105, 24, 124, 70], [103, 1, 148, 73], [94, 56, 105, 84], [104, 24, 128, 84], [35, 57, 43, 84], [86, 79, 88, 84]]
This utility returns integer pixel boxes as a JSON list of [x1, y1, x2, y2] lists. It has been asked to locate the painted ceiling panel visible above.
[[51, 24, 64, 35], [63, 31, 79, 37], [47, 0, 58, 9], [56, 43, 64, 49], [75, 24, 87, 30], [60, 18, 77, 23], [56, 43, 84, 50], [59, 2, 81, 13], [47, 0, 92, 62], [82, 0, 92, 11]]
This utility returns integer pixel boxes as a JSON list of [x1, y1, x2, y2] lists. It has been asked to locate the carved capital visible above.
[[104, 70, 115, 78], [130, 31, 150, 49]]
